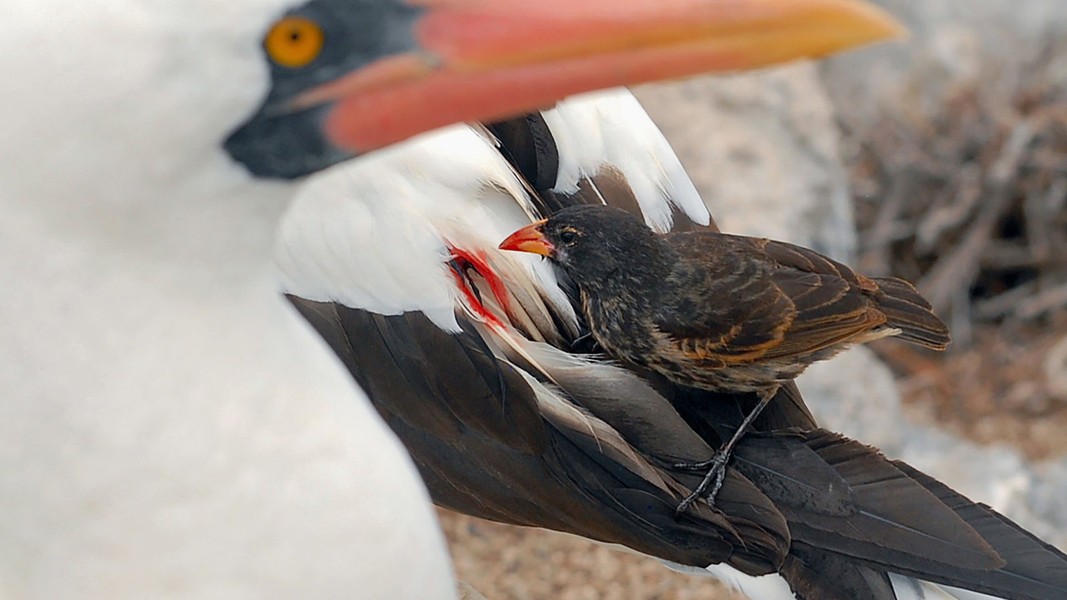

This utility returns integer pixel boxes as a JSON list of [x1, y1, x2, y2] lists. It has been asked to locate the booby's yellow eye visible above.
[[265, 16, 324, 69]]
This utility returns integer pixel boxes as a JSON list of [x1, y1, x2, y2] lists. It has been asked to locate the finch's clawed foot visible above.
[[673, 451, 731, 516]]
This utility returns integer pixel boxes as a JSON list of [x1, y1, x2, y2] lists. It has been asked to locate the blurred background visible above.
[[442, 1, 1067, 597]]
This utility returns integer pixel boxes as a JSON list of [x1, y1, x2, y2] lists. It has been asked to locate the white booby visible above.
[[0, 1, 903, 597], [281, 89, 1067, 599]]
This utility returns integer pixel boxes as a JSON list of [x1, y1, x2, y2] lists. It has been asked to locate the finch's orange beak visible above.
[[499, 220, 554, 258]]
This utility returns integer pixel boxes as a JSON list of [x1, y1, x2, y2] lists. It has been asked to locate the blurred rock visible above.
[[796, 347, 904, 453], [635, 65, 856, 262], [457, 581, 488, 600], [1027, 461, 1067, 548], [822, 0, 1067, 131], [1045, 336, 1067, 399]]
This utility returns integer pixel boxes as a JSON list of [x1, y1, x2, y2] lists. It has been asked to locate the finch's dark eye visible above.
[[559, 229, 578, 246]]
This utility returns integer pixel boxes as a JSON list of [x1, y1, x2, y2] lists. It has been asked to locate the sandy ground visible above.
[[440, 510, 742, 600]]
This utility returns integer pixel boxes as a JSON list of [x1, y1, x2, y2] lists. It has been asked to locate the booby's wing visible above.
[[294, 302, 793, 574], [485, 88, 713, 233], [280, 91, 1067, 600]]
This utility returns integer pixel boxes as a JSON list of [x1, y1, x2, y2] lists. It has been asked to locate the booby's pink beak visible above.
[[499, 220, 554, 258], [314, 0, 904, 153]]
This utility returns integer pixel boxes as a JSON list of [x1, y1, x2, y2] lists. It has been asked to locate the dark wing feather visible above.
[[780, 550, 896, 600], [493, 340, 717, 464], [745, 431, 1005, 573], [736, 431, 1067, 599], [670, 387, 1067, 599], [761, 381, 819, 430], [486, 111, 719, 233], [484, 113, 560, 193], [886, 461, 1067, 599], [293, 295, 542, 453], [290, 297, 791, 574]]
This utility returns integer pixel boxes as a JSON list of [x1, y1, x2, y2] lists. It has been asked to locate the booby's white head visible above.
[[5, 1, 278, 188], [2, 2, 299, 275]]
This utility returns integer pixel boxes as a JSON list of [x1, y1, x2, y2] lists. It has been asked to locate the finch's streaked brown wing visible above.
[[762, 238, 950, 350], [655, 234, 885, 366], [756, 270, 887, 360]]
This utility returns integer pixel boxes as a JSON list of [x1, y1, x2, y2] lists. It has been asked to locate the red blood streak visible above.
[[448, 246, 512, 327]]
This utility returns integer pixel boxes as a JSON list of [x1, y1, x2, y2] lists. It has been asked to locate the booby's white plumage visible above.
[[697, 565, 1001, 600], [541, 89, 710, 233], [0, 3, 453, 598], [277, 124, 571, 333]]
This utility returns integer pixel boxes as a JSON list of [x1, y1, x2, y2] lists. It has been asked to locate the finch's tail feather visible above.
[[871, 276, 951, 350]]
